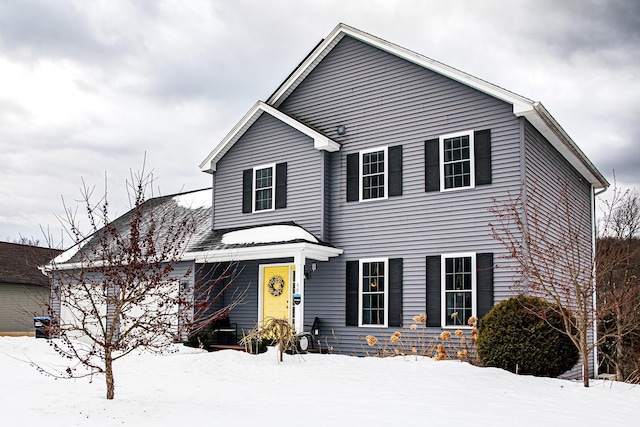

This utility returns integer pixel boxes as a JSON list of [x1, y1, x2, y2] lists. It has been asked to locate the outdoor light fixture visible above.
[[337, 125, 346, 135], [305, 262, 318, 279]]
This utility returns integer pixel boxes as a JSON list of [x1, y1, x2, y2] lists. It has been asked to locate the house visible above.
[[0, 242, 62, 335], [49, 24, 608, 374]]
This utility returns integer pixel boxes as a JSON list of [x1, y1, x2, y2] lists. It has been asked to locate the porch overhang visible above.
[[183, 241, 343, 264]]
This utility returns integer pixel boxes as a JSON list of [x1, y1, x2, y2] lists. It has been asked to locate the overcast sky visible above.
[[1, 0, 638, 247]]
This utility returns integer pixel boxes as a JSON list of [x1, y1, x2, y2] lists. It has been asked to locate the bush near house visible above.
[[477, 295, 579, 377]]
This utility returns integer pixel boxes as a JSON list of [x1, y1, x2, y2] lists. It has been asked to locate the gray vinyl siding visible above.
[[212, 113, 326, 238], [0, 284, 50, 333], [523, 121, 594, 379], [278, 35, 524, 351]]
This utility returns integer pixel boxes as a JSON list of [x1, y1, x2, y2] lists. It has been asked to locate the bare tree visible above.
[[489, 182, 595, 387], [43, 167, 242, 399], [596, 186, 640, 382], [9, 235, 41, 246]]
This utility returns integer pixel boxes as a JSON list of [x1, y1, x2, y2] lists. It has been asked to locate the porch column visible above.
[[293, 253, 305, 333]]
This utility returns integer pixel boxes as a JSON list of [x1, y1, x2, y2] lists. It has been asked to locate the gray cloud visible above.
[[0, 0, 129, 63], [0, 0, 638, 244]]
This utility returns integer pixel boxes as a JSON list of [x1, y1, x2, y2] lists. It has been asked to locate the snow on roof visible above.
[[172, 189, 212, 209], [47, 189, 214, 269], [221, 225, 318, 245], [51, 239, 88, 265]]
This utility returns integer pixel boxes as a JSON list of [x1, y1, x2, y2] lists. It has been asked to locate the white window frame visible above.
[[441, 252, 477, 328], [358, 257, 389, 327], [439, 130, 475, 192], [252, 163, 276, 213], [359, 146, 388, 202]]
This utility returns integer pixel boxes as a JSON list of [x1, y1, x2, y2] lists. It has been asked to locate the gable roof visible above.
[[47, 189, 342, 270], [262, 23, 607, 190], [199, 101, 340, 173], [47, 188, 214, 270], [183, 221, 342, 263], [0, 242, 62, 287]]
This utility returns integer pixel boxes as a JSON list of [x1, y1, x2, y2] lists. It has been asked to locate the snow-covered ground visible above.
[[1, 336, 638, 426]]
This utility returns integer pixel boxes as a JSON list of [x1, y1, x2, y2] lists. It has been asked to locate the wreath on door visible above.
[[268, 275, 285, 297]]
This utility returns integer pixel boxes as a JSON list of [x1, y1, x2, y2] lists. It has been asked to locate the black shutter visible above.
[[388, 145, 403, 197], [275, 162, 287, 209], [346, 261, 359, 326], [346, 153, 359, 202], [242, 169, 252, 213], [426, 255, 441, 327], [388, 258, 403, 327], [425, 139, 440, 192], [476, 253, 494, 319], [474, 129, 492, 186]]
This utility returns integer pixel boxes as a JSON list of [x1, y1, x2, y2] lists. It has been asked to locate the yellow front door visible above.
[[262, 265, 293, 323]]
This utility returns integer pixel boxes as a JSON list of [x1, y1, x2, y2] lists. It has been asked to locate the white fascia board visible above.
[[184, 242, 343, 264], [258, 102, 340, 152], [516, 103, 609, 190], [199, 101, 339, 174], [199, 101, 264, 173], [48, 243, 344, 271], [268, 23, 535, 116]]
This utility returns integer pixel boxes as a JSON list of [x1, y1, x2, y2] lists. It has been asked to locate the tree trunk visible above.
[[105, 349, 115, 400], [615, 305, 625, 381], [580, 333, 590, 387]]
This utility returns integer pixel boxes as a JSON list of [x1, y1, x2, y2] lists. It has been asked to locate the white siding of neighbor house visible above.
[[53, 261, 195, 343]]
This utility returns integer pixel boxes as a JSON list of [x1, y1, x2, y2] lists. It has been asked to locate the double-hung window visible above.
[[426, 252, 493, 328], [346, 258, 403, 328], [360, 147, 388, 201], [253, 164, 274, 212], [441, 131, 474, 191], [425, 129, 491, 193], [242, 162, 287, 214], [442, 253, 476, 327], [346, 145, 402, 202], [359, 258, 388, 326]]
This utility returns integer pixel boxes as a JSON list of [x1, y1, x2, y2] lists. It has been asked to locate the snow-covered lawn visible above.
[[1, 336, 638, 426]]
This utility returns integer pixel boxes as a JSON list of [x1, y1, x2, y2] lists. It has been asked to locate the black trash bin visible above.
[[33, 316, 51, 339]]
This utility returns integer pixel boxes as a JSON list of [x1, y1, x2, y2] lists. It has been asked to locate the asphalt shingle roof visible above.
[[0, 242, 62, 286]]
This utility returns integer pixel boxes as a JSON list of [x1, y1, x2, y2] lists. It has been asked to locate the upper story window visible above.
[[346, 145, 403, 202], [361, 147, 388, 201], [441, 132, 474, 190], [254, 164, 274, 211], [242, 163, 287, 214], [425, 129, 492, 193]]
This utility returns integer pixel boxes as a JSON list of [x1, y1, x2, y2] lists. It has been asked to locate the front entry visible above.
[[261, 264, 295, 324]]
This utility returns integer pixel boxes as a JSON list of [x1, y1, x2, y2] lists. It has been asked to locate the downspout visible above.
[[211, 172, 216, 230]]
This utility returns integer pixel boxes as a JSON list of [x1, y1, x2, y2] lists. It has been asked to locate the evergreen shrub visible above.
[[477, 295, 579, 377]]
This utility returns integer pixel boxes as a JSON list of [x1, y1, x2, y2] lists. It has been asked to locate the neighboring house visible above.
[[0, 242, 61, 335], [50, 24, 608, 376]]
